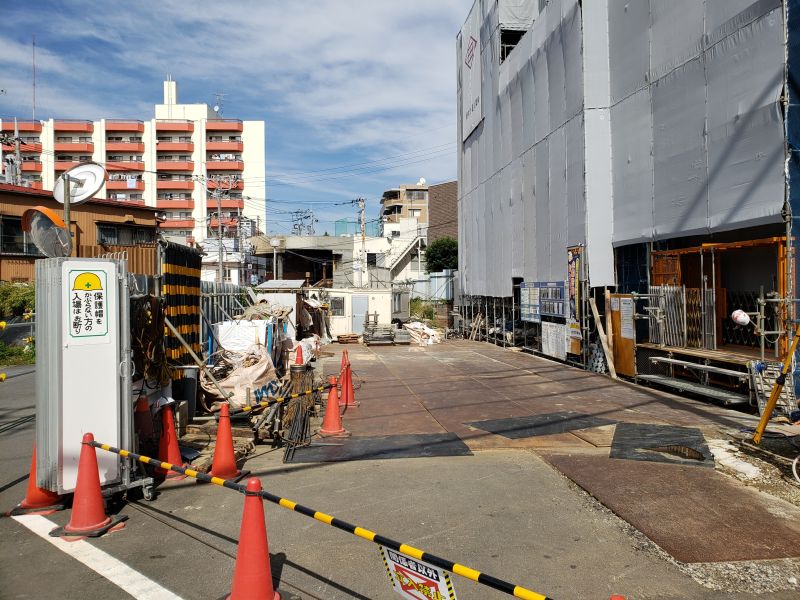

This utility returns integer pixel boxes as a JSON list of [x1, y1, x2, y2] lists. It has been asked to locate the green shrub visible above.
[[0, 342, 35, 366], [0, 283, 35, 317], [410, 297, 436, 321]]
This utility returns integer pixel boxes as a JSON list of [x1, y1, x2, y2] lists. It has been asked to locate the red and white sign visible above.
[[380, 547, 457, 600]]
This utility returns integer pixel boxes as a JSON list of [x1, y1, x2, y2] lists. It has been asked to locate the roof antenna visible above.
[[32, 35, 36, 121]]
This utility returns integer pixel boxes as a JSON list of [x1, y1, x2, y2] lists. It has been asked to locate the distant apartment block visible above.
[[0, 79, 265, 244], [427, 180, 457, 244]]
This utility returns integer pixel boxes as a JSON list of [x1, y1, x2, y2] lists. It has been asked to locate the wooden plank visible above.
[[589, 298, 617, 379]]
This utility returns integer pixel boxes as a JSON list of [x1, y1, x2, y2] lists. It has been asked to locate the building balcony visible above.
[[54, 160, 78, 171], [28, 181, 43, 190], [54, 120, 93, 133], [156, 199, 194, 209], [157, 141, 193, 152], [206, 160, 244, 171], [206, 119, 243, 132], [21, 162, 43, 172], [160, 218, 195, 229], [106, 161, 145, 171], [108, 196, 145, 205], [207, 179, 244, 190], [206, 141, 243, 152], [157, 180, 195, 190], [54, 142, 94, 152], [217, 198, 244, 209], [208, 217, 239, 228], [106, 142, 144, 152], [2, 121, 41, 132], [106, 120, 144, 132], [3, 143, 43, 153], [156, 120, 194, 132], [107, 180, 144, 191], [157, 160, 193, 171]]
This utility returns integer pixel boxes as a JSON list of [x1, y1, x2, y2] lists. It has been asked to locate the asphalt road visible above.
[[1, 353, 799, 600]]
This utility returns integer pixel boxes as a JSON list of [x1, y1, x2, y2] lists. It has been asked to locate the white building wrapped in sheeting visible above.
[[458, 0, 786, 298], [458, 0, 798, 398]]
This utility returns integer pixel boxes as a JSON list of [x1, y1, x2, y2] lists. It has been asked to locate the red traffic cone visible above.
[[8, 444, 65, 516], [50, 433, 127, 540], [319, 376, 349, 437], [211, 404, 246, 481], [228, 478, 281, 600], [339, 355, 358, 408], [157, 405, 185, 479], [295, 344, 304, 365]]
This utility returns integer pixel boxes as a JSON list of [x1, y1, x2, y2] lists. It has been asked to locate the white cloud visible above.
[[2, 0, 467, 203]]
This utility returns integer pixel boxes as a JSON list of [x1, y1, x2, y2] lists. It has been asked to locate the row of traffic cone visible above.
[[318, 349, 360, 437]]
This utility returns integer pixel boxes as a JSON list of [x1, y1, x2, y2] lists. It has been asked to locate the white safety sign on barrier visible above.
[[380, 546, 457, 600]]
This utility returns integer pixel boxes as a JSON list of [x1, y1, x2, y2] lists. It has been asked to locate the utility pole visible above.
[[208, 174, 235, 284], [359, 198, 366, 287], [14, 119, 22, 186]]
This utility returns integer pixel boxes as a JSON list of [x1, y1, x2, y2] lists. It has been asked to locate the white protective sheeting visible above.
[[610, 0, 786, 246], [499, 0, 539, 31], [459, 0, 589, 297], [458, 0, 786, 296]]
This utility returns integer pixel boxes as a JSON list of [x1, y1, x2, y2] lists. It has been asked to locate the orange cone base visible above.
[[319, 424, 350, 437], [226, 591, 281, 600], [50, 514, 128, 541], [8, 499, 65, 516]]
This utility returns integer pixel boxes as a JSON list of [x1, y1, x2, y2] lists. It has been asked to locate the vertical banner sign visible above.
[[461, 1, 483, 141], [380, 546, 457, 600], [567, 246, 582, 355]]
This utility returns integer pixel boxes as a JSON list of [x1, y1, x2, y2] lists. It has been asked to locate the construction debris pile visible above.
[[402, 321, 442, 346]]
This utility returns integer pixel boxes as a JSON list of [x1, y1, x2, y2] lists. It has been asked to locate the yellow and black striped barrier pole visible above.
[[90, 440, 552, 600], [230, 384, 332, 416]]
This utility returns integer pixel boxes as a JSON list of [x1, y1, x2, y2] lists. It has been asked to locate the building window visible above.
[[330, 296, 345, 317], [406, 190, 427, 201], [0, 216, 42, 256], [367, 253, 377, 267], [500, 29, 526, 64], [409, 209, 422, 218], [97, 224, 155, 246]]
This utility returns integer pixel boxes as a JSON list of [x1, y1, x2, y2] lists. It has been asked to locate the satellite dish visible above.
[[53, 162, 107, 205], [22, 206, 72, 258], [213, 105, 220, 113], [417, 177, 426, 186]]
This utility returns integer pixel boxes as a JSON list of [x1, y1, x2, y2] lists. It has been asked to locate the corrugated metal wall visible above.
[[78, 244, 157, 276]]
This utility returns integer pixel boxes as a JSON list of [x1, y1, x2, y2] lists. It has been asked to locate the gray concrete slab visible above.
[[2, 345, 800, 599]]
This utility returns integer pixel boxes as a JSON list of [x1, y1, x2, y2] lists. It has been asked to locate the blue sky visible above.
[[0, 0, 468, 233]]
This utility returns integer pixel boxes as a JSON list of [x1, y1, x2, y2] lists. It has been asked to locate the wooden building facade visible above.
[[0, 184, 162, 281]]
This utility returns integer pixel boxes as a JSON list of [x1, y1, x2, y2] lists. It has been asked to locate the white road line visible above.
[[11, 514, 183, 600]]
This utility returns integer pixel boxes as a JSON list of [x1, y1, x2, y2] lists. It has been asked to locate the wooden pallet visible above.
[[337, 334, 361, 344]]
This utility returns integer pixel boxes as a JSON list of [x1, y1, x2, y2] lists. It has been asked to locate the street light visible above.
[[270, 237, 281, 281]]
